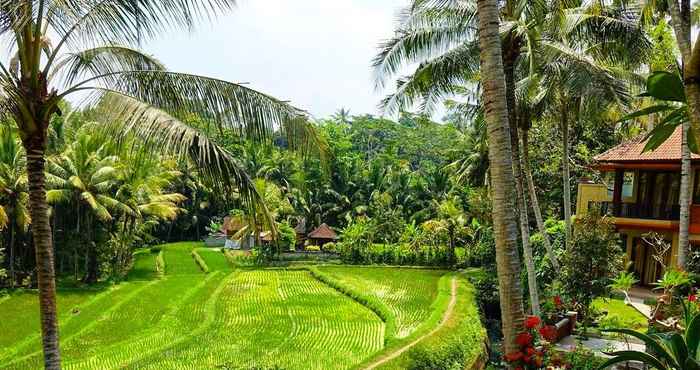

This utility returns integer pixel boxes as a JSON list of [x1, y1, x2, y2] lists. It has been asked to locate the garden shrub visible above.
[[322, 242, 337, 253], [562, 346, 605, 369], [529, 218, 566, 291], [150, 246, 162, 254], [407, 337, 469, 370], [305, 245, 321, 252], [401, 272, 487, 370], [338, 242, 452, 266], [469, 271, 499, 312], [560, 213, 623, 330], [277, 222, 296, 251]]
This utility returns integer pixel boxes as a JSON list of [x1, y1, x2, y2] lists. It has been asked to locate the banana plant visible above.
[[598, 310, 700, 369]]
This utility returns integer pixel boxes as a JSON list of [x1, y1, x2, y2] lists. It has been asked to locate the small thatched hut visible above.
[[307, 223, 338, 247]]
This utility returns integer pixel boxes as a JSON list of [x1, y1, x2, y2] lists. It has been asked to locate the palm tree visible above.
[[0, 125, 30, 288], [47, 130, 132, 283], [647, 0, 698, 270], [433, 198, 467, 263], [475, 0, 527, 353], [0, 2, 312, 367], [531, 0, 650, 250], [332, 108, 352, 124], [537, 40, 644, 249]]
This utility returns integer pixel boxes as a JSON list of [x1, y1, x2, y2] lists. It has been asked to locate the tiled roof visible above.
[[308, 223, 338, 240], [594, 126, 700, 163]]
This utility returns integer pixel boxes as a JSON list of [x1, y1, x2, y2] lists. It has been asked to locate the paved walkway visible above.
[[362, 276, 458, 370], [555, 335, 645, 357], [627, 286, 660, 319]]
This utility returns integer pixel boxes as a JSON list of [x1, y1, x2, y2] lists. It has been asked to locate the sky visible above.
[[144, 0, 411, 120]]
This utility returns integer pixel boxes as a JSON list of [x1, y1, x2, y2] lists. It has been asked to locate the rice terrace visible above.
[[0, 243, 486, 369], [7, 0, 700, 369]]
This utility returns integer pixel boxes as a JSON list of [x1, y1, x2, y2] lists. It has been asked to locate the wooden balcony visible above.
[[591, 201, 680, 221]]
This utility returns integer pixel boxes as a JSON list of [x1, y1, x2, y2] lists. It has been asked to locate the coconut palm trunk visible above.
[[522, 126, 560, 269], [9, 217, 15, 289], [666, 0, 696, 269], [560, 102, 573, 250], [679, 122, 691, 268], [503, 52, 540, 315], [476, 0, 526, 353], [24, 137, 61, 370]]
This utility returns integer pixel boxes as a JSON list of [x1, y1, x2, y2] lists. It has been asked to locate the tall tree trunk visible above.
[[667, 0, 695, 270], [9, 218, 15, 289], [679, 121, 691, 268], [84, 213, 98, 284], [522, 127, 560, 269], [561, 103, 573, 250], [503, 49, 540, 315], [23, 138, 61, 370], [477, 0, 526, 355]]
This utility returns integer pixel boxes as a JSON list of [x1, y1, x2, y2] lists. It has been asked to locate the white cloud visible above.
[[144, 0, 409, 119]]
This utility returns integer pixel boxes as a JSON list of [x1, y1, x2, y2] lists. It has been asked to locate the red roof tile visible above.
[[594, 126, 700, 163], [308, 223, 338, 240]]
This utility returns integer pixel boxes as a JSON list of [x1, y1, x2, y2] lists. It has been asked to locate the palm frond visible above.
[[95, 194, 134, 217], [0, 205, 8, 229], [67, 71, 301, 141], [46, 188, 72, 204], [372, 2, 474, 89], [45, 0, 237, 61], [50, 45, 165, 87], [92, 92, 266, 220], [380, 40, 479, 115]]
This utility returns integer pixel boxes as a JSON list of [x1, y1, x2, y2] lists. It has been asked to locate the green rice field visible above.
[[0, 243, 484, 370]]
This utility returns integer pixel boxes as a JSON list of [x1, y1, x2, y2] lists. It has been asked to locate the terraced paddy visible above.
[[317, 266, 444, 339], [0, 243, 484, 369]]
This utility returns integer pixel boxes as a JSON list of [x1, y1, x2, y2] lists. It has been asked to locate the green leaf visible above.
[[598, 350, 668, 370], [687, 313, 700, 360], [616, 104, 675, 123], [689, 127, 700, 154], [686, 357, 700, 370], [644, 122, 679, 152], [669, 333, 688, 365], [647, 71, 686, 102], [602, 328, 677, 366]]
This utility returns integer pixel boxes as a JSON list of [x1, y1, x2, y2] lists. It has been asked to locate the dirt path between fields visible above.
[[362, 276, 458, 370]]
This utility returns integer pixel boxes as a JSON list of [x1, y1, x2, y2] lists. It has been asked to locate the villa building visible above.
[[577, 127, 698, 285]]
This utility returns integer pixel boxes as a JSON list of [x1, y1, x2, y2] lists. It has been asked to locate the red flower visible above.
[[525, 315, 541, 329], [516, 332, 534, 346], [539, 325, 558, 342], [553, 295, 563, 307], [505, 351, 523, 362], [690, 294, 697, 303], [526, 346, 536, 356]]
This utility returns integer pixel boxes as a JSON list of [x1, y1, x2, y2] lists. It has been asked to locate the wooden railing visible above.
[[590, 201, 680, 221]]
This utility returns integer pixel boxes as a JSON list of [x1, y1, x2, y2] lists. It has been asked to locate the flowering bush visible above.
[[504, 316, 562, 369], [540, 294, 569, 325]]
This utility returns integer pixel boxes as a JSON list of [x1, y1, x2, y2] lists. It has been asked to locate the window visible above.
[[622, 172, 634, 198]]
